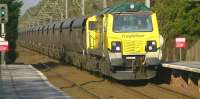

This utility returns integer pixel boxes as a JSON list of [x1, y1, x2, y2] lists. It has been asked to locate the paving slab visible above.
[[0, 65, 72, 99], [162, 61, 200, 73]]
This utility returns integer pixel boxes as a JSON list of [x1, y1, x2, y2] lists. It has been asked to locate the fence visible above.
[[186, 40, 200, 61], [162, 39, 200, 62]]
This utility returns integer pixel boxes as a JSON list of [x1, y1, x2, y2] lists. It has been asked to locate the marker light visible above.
[[112, 42, 117, 46], [111, 41, 121, 52], [152, 41, 156, 45], [148, 46, 153, 51], [146, 41, 157, 52]]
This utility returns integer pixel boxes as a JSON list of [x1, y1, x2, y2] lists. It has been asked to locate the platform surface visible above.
[[162, 61, 200, 73], [0, 65, 72, 99]]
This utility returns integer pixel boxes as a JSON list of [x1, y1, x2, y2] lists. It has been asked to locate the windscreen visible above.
[[113, 14, 153, 32]]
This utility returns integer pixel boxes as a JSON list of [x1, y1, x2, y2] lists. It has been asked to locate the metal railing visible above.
[[89, 34, 95, 48]]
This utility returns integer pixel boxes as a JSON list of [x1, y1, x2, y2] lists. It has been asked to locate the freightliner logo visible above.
[[122, 35, 144, 39]]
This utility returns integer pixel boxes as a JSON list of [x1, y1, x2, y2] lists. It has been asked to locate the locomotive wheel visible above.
[[91, 56, 98, 72], [80, 55, 87, 71], [85, 56, 90, 71], [73, 54, 81, 68]]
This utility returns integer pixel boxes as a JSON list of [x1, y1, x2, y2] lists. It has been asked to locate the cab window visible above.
[[89, 21, 97, 31]]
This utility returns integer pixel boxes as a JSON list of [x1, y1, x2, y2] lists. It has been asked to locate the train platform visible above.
[[162, 61, 200, 73], [0, 64, 72, 99]]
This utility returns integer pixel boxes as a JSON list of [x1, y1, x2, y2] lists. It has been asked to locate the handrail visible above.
[[89, 33, 95, 48]]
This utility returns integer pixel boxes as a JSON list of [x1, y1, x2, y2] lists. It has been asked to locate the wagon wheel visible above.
[[99, 57, 111, 78]]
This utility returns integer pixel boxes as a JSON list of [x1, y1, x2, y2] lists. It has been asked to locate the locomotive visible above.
[[19, 3, 163, 80]]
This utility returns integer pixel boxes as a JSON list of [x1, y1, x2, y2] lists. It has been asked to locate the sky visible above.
[[21, 0, 40, 15]]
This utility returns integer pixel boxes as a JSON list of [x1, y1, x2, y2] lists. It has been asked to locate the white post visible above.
[[1, 23, 5, 37], [1, 51, 5, 66], [180, 48, 182, 61], [145, 0, 150, 8], [81, 0, 85, 16], [198, 79, 200, 93], [1, 23, 5, 66], [65, 0, 68, 19], [103, 0, 107, 8]]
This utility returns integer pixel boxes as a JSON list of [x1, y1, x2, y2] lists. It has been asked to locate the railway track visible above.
[[34, 63, 197, 99], [149, 84, 199, 99], [38, 64, 104, 99], [111, 82, 154, 99], [112, 81, 197, 99], [18, 47, 198, 99], [40, 64, 197, 99], [37, 63, 155, 99], [127, 83, 196, 99]]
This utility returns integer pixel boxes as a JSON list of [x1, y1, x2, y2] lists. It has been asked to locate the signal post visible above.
[[0, 4, 8, 66]]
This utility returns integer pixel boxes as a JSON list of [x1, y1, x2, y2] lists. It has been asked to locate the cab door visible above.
[[86, 16, 98, 49]]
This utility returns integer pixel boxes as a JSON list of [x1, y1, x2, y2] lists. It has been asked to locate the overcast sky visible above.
[[21, 0, 40, 15]]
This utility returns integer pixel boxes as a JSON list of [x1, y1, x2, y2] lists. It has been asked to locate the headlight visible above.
[[116, 46, 120, 51], [111, 41, 121, 52], [146, 41, 157, 52]]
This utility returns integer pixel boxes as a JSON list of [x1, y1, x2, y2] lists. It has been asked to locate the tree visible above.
[[152, 0, 200, 61]]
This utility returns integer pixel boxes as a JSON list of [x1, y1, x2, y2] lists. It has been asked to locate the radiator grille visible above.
[[123, 40, 145, 55]]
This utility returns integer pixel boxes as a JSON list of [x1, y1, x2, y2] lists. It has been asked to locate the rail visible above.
[[40, 63, 104, 99]]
